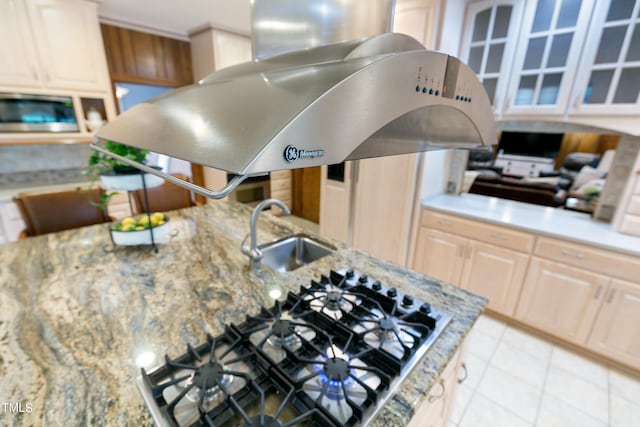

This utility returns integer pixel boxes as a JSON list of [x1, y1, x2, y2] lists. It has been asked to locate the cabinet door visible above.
[[587, 279, 640, 369], [459, 0, 524, 111], [571, 0, 640, 115], [27, 0, 109, 91], [515, 257, 609, 345], [504, 0, 595, 115], [394, 0, 439, 49], [213, 30, 252, 70], [352, 154, 419, 265], [412, 227, 466, 286], [407, 344, 465, 427], [0, 0, 41, 88], [460, 241, 529, 316]]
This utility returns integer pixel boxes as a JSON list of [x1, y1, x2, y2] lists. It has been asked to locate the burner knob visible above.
[[402, 295, 414, 306], [320, 276, 330, 284], [345, 269, 355, 279], [387, 288, 398, 298], [419, 303, 431, 314], [358, 275, 368, 284], [372, 281, 382, 291]]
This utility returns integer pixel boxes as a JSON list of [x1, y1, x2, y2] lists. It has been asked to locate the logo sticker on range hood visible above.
[[283, 145, 326, 163]]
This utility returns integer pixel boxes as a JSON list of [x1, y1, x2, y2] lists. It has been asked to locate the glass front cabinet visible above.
[[571, 0, 640, 116], [460, 0, 524, 113], [459, 0, 640, 119]]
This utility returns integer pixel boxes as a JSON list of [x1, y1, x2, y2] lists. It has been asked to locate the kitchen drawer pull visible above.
[[458, 362, 468, 384], [607, 289, 617, 304], [490, 233, 509, 241], [437, 219, 453, 227], [428, 379, 446, 403], [593, 285, 604, 300], [561, 249, 585, 259]]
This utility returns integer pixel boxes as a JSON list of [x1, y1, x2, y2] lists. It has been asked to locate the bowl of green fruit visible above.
[[110, 212, 169, 246]]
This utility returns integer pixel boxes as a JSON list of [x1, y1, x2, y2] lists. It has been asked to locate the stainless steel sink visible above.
[[259, 234, 335, 272]]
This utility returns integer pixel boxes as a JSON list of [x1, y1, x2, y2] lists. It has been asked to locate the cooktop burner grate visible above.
[[137, 269, 452, 427]]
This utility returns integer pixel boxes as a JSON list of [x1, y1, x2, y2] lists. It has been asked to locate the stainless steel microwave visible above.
[[0, 93, 79, 132]]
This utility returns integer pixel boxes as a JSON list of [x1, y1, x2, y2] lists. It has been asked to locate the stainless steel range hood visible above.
[[93, 0, 497, 199]]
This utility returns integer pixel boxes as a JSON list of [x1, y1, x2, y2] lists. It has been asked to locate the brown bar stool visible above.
[[131, 173, 196, 215], [14, 187, 111, 237]]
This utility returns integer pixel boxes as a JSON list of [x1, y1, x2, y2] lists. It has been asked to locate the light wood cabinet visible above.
[[0, 0, 41, 88], [408, 343, 466, 427], [587, 279, 640, 368], [460, 241, 529, 316], [26, 0, 109, 91], [413, 227, 467, 286], [351, 154, 420, 265], [0, 0, 110, 92], [515, 257, 609, 345], [414, 207, 640, 369], [414, 211, 531, 316]]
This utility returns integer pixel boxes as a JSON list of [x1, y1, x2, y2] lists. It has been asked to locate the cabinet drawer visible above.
[[535, 237, 640, 283], [422, 210, 534, 252]]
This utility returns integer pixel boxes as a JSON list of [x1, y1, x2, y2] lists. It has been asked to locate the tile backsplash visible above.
[[0, 144, 92, 188]]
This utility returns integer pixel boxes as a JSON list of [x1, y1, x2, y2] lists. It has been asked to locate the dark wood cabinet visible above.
[[100, 24, 193, 87]]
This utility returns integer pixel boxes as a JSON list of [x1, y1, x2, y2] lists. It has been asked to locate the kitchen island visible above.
[[0, 201, 485, 426]]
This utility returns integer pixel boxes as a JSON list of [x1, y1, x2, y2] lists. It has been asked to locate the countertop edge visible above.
[[421, 193, 640, 257]]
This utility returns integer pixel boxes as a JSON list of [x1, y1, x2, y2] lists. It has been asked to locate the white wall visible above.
[[419, 150, 453, 199]]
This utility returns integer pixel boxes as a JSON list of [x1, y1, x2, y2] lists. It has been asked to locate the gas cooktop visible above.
[[137, 269, 452, 426]]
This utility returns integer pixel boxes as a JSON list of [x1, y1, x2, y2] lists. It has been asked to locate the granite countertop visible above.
[[422, 193, 640, 256], [0, 201, 485, 426]]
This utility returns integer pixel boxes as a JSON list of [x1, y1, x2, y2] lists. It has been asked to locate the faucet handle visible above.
[[240, 233, 251, 255], [241, 233, 263, 261]]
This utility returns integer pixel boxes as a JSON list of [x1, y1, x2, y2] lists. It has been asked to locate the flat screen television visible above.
[[497, 131, 564, 159]]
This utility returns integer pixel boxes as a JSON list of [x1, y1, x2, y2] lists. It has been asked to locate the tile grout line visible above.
[[543, 362, 611, 425], [532, 344, 554, 427], [458, 319, 511, 426]]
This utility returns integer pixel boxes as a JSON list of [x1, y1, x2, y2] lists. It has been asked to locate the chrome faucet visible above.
[[241, 198, 291, 270]]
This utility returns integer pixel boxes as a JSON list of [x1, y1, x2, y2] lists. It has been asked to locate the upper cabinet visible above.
[[0, 0, 110, 93], [0, 0, 41, 88], [505, 0, 595, 115], [571, 0, 640, 116], [459, 0, 640, 120], [394, 0, 440, 49], [460, 0, 524, 111]]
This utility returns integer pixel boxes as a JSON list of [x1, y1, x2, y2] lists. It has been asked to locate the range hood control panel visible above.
[[414, 55, 474, 104]]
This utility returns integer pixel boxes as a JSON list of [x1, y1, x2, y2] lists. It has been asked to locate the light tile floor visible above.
[[451, 314, 640, 427]]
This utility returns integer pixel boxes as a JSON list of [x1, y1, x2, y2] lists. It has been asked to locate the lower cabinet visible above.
[[587, 279, 640, 368], [515, 257, 610, 345], [413, 208, 640, 371], [460, 241, 529, 316], [413, 226, 529, 316], [408, 343, 466, 427], [413, 228, 466, 286]]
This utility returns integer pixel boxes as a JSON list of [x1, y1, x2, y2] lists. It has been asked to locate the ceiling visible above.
[[97, 0, 252, 38]]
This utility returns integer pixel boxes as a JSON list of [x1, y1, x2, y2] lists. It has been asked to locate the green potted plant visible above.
[[85, 140, 164, 191], [82, 141, 169, 245]]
